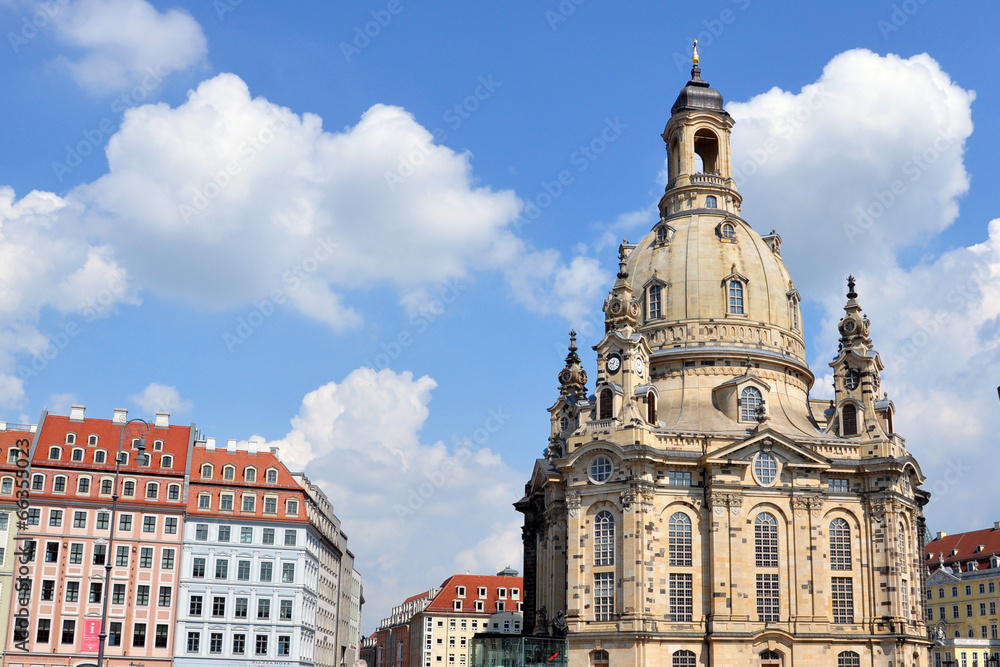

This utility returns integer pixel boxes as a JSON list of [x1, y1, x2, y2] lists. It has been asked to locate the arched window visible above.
[[223, 465, 235, 481], [898, 524, 907, 573], [672, 650, 696, 667], [66, 433, 76, 444], [101, 479, 113, 494], [94, 450, 107, 463], [49, 446, 61, 460], [830, 518, 851, 570], [755, 513, 778, 567], [590, 650, 609, 667], [836, 650, 860, 666], [740, 387, 762, 422], [648, 393, 657, 424], [77, 477, 90, 494], [32, 474, 44, 491], [594, 511, 615, 566], [599, 388, 613, 420], [648, 284, 662, 319], [118, 451, 129, 465], [162, 455, 173, 469], [153, 439, 164, 451], [728, 280, 744, 314], [0, 478, 12, 494], [53, 476, 67, 492], [842, 403, 858, 435], [71, 448, 84, 462], [669, 513, 692, 567], [201, 464, 212, 479], [694, 129, 719, 173], [244, 467, 257, 482], [168, 484, 181, 500], [721, 222, 735, 238], [123, 481, 135, 497], [266, 468, 278, 484], [705, 195, 718, 208], [146, 483, 159, 499], [88, 434, 98, 445], [760, 651, 782, 664]]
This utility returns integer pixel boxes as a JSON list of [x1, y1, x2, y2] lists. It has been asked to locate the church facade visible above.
[[516, 55, 931, 667]]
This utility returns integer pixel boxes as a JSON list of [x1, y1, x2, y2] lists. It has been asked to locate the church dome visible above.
[[670, 66, 726, 115]]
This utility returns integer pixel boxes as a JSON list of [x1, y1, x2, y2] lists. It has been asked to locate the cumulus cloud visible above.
[[50, 0, 207, 94], [719, 50, 993, 531], [0, 186, 139, 405], [130, 382, 192, 415], [264, 368, 524, 624]]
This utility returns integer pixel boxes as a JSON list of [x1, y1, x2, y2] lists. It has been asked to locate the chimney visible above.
[[270, 446, 279, 455], [936, 531, 947, 540], [0, 422, 6, 432], [994, 521, 1000, 531], [248, 438, 259, 455], [155, 411, 170, 428], [206, 437, 216, 451], [227, 439, 237, 453], [112, 408, 128, 424], [70, 405, 85, 421]]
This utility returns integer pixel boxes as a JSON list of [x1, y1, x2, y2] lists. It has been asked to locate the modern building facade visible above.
[[924, 525, 1000, 667], [517, 54, 932, 667]]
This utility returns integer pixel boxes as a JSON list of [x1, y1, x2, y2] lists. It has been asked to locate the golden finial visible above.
[[692, 39, 699, 66]]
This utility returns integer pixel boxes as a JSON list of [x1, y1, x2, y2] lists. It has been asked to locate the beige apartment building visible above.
[[518, 53, 931, 667]]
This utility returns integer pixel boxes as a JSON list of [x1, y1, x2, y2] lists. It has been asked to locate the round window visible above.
[[753, 452, 779, 486], [589, 455, 613, 483]]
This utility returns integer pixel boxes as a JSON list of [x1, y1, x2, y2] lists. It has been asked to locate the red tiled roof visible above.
[[925, 525, 1000, 570], [424, 574, 523, 613]]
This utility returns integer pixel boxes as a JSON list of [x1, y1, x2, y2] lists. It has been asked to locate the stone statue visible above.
[[551, 610, 568, 637]]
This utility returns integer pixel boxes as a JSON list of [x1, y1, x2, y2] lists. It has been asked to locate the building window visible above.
[[158, 586, 172, 607], [264, 497, 278, 513], [238, 560, 251, 580], [755, 513, 778, 567], [118, 513, 132, 531], [198, 494, 211, 509], [202, 464, 212, 478], [668, 512, 693, 566], [280, 599, 293, 619], [756, 573, 779, 622], [72, 447, 84, 461], [216, 559, 229, 579], [648, 284, 662, 319], [721, 222, 735, 238], [49, 446, 61, 459], [95, 450, 106, 463], [41, 580, 55, 601], [193, 558, 206, 578], [830, 518, 852, 569], [589, 455, 613, 483], [672, 651, 696, 667], [667, 471, 692, 486], [740, 387, 762, 422], [594, 572, 614, 621], [162, 455, 173, 468], [62, 620, 75, 644], [196, 523, 209, 540], [187, 631, 201, 653], [668, 573, 693, 621], [832, 577, 854, 623], [78, 477, 91, 493], [838, 651, 860, 667], [243, 495, 256, 512], [219, 525, 232, 542], [45, 541, 58, 562], [282, 563, 295, 583], [66, 581, 80, 602], [261, 562, 273, 582], [241, 526, 253, 543], [278, 635, 291, 656], [235, 597, 249, 618], [32, 474, 44, 490], [829, 478, 850, 493], [245, 467, 257, 482], [256, 634, 268, 655], [233, 634, 246, 654], [165, 517, 178, 533], [137, 585, 150, 605], [842, 403, 858, 436], [210, 632, 224, 654], [189, 594, 203, 616], [284, 528, 296, 546], [143, 516, 157, 532], [287, 499, 299, 515], [89, 582, 103, 603], [2, 477, 16, 494], [594, 511, 615, 566], [267, 468, 279, 483], [753, 451, 778, 485], [116, 545, 129, 566], [100, 478, 112, 493], [263, 528, 275, 544], [54, 475, 66, 492], [37, 618, 51, 643], [728, 280, 744, 314], [221, 494, 234, 511], [168, 484, 180, 500], [647, 393, 657, 423], [93, 544, 107, 565], [706, 195, 717, 208], [123, 480, 135, 496], [598, 388, 613, 420], [70, 543, 83, 563], [155, 625, 169, 649]]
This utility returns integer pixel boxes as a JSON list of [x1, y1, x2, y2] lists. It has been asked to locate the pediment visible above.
[[926, 566, 960, 585], [712, 373, 771, 393], [704, 428, 831, 470], [593, 330, 653, 356]]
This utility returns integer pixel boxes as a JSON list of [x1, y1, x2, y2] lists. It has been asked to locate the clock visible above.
[[845, 369, 860, 390], [606, 355, 621, 373], [635, 357, 645, 376]]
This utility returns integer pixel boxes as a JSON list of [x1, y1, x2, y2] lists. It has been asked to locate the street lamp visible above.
[[986, 655, 1000, 667], [96, 418, 150, 667]]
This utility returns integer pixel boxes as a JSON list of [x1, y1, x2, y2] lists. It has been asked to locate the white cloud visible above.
[[50, 0, 207, 94], [265, 368, 524, 625], [130, 382, 192, 415], [47, 392, 78, 415], [504, 248, 610, 329]]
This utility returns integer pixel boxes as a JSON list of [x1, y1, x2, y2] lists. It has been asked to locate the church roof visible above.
[[671, 65, 726, 115]]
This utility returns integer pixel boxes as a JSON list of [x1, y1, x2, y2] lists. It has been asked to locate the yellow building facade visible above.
[[517, 56, 931, 667]]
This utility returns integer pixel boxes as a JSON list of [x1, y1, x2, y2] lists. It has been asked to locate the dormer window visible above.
[[266, 468, 278, 483], [721, 222, 734, 238], [739, 387, 762, 422], [153, 440, 163, 451], [244, 467, 257, 482], [648, 284, 662, 320], [71, 448, 84, 462], [223, 465, 235, 481], [201, 464, 213, 479], [647, 393, 657, 424], [598, 388, 613, 421], [728, 280, 744, 314], [841, 404, 859, 436], [162, 455, 173, 469], [88, 435, 98, 445], [66, 433, 76, 445]]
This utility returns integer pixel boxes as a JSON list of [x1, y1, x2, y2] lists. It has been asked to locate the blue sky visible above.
[[1, 0, 999, 627]]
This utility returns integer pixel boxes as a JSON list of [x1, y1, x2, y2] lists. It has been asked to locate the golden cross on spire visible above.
[[692, 39, 699, 66]]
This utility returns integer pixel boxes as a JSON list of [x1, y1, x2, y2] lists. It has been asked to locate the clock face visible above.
[[845, 369, 860, 390], [635, 357, 645, 376], [606, 355, 621, 373]]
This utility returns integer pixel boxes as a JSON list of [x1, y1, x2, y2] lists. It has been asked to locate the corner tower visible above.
[[517, 48, 930, 667]]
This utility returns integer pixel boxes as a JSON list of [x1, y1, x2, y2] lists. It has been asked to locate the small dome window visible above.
[[740, 387, 762, 422], [728, 280, 744, 314], [705, 195, 718, 208], [589, 456, 613, 484], [721, 222, 734, 238], [842, 403, 859, 436]]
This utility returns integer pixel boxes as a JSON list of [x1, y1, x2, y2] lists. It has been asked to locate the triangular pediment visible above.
[[703, 428, 831, 469], [593, 329, 653, 355], [926, 566, 960, 585]]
